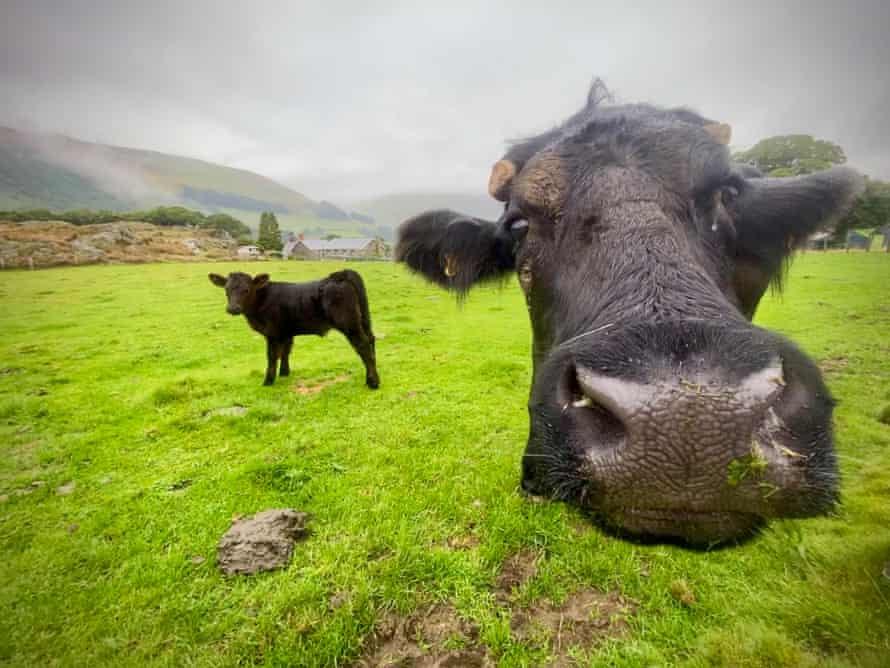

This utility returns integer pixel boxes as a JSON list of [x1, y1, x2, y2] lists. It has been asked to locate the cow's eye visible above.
[[509, 218, 529, 240], [720, 185, 740, 206]]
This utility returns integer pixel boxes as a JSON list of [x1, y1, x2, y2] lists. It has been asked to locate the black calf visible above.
[[209, 270, 379, 388]]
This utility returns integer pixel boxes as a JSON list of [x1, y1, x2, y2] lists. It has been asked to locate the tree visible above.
[[323, 233, 341, 241], [201, 213, 251, 238], [834, 178, 890, 243], [733, 135, 846, 176], [257, 211, 283, 251]]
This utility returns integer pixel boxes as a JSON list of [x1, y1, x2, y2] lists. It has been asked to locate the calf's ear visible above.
[[208, 273, 227, 287], [252, 274, 270, 289], [395, 209, 515, 296], [730, 166, 864, 290]]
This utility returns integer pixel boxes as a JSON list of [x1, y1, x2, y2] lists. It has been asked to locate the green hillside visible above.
[[0, 127, 376, 236]]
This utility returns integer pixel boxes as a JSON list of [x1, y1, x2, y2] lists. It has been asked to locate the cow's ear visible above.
[[729, 166, 864, 288], [252, 273, 270, 289], [208, 273, 227, 287], [395, 209, 515, 296]]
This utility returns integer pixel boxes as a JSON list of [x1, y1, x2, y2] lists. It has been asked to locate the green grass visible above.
[[1, 254, 888, 666]]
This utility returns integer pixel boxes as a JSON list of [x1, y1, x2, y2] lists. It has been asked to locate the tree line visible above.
[[0, 206, 253, 241]]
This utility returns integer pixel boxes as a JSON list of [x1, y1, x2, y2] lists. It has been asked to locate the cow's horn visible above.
[[488, 159, 516, 201], [704, 123, 732, 145]]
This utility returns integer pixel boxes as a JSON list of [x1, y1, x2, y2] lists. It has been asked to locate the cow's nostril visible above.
[[573, 367, 662, 426], [560, 365, 628, 450]]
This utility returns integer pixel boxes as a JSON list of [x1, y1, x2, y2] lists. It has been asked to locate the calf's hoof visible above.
[[263, 378, 275, 386], [280, 369, 290, 377], [366, 376, 380, 390]]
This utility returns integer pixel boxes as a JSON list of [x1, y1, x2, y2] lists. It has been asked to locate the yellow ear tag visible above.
[[444, 254, 458, 278]]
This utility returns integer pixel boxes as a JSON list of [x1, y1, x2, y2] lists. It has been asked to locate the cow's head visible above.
[[208, 272, 269, 315], [396, 81, 863, 545]]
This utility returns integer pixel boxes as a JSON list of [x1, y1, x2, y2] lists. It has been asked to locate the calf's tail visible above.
[[330, 269, 373, 337]]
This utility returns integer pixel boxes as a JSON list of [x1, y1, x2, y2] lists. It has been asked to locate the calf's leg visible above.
[[264, 338, 281, 386], [280, 337, 293, 377], [343, 328, 379, 389]]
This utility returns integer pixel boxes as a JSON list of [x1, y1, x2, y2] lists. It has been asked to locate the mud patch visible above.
[[56, 481, 76, 496], [204, 405, 248, 418], [356, 603, 492, 667], [510, 589, 637, 665], [819, 356, 848, 375], [495, 548, 541, 603], [669, 579, 696, 606], [167, 478, 193, 492], [446, 533, 480, 551], [292, 374, 350, 396]]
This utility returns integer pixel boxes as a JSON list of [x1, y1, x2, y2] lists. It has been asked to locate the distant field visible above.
[[0, 255, 888, 666]]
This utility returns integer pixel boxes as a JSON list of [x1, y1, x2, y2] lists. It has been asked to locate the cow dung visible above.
[[216, 508, 310, 575]]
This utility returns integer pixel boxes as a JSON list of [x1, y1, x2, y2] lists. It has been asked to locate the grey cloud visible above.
[[2, 0, 888, 202]]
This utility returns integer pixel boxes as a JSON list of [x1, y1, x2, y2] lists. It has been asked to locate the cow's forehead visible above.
[[227, 272, 252, 286], [505, 114, 728, 209]]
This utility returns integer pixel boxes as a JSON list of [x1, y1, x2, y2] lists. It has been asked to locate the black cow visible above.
[[208, 270, 379, 389], [396, 80, 863, 545]]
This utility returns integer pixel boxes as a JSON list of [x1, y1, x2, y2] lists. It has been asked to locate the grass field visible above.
[[1, 253, 888, 667]]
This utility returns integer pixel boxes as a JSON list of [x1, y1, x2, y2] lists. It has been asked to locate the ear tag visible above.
[[443, 254, 458, 278]]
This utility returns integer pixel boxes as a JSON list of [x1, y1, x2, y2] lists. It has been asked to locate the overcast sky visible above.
[[2, 0, 888, 202]]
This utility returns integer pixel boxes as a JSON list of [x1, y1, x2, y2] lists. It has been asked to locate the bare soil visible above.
[[292, 374, 350, 395], [510, 589, 638, 666], [356, 603, 492, 667]]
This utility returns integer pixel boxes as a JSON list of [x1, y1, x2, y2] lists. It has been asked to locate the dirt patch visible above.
[[495, 548, 541, 603], [446, 533, 480, 551], [819, 356, 848, 375], [12, 480, 46, 496], [167, 479, 193, 492], [356, 603, 492, 667], [56, 481, 76, 496], [205, 405, 248, 418], [7, 439, 41, 470], [217, 508, 310, 575], [292, 374, 350, 395], [669, 579, 696, 606], [510, 589, 637, 665], [329, 591, 350, 610]]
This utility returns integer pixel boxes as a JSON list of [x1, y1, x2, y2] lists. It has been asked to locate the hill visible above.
[[351, 191, 503, 236], [0, 127, 376, 237]]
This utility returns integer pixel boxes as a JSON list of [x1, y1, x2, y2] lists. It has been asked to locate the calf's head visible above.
[[396, 81, 863, 545], [208, 272, 269, 315]]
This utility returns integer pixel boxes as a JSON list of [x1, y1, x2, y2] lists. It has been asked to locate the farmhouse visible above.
[[806, 231, 831, 251], [283, 237, 386, 260], [236, 244, 262, 258]]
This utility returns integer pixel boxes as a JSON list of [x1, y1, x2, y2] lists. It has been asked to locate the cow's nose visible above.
[[227, 306, 242, 315], [568, 358, 785, 444], [560, 358, 786, 472]]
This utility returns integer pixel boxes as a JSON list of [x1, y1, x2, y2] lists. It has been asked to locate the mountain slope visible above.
[[352, 191, 502, 232], [0, 127, 372, 235]]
